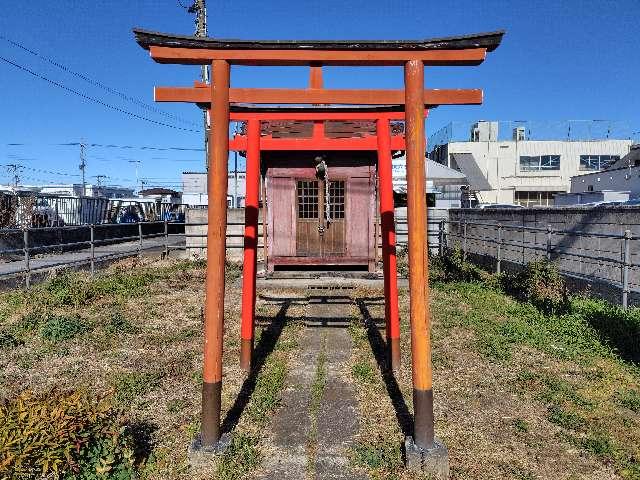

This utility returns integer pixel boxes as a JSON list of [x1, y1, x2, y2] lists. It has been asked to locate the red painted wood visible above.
[[229, 135, 407, 151], [270, 256, 369, 265], [267, 166, 371, 178], [377, 119, 401, 346], [154, 86, 482, 106], [265, 152, 376, 269], [229, 111, 416, 121], [149, 45, 488, 66], [240, 119, 260, 346]]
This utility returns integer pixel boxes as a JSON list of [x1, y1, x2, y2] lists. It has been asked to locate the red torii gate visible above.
[[134, 28, 503, 471]]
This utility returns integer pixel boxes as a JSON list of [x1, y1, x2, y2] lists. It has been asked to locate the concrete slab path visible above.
[[257, 291, 368, 480]]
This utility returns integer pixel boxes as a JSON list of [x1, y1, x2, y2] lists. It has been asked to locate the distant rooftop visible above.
[[428, 120, 638, 152]]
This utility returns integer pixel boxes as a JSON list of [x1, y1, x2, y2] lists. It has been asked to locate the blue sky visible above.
[[0, 0, 638, 191]]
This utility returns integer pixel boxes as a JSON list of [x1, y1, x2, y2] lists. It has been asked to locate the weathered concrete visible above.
[[449, 206, 640, 306], [186, 207, 266, 261], [187, 432, 231, 466], [258, 292, 368, 480], [405, 436, 450, 479]]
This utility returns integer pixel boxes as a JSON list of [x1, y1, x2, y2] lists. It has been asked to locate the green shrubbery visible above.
[[0, 390, 137, 479], [510, 260, 568, 314], [432, 247, 483, 283]]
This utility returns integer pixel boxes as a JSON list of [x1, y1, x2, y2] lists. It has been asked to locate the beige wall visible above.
[[445, 139, 633, 204]]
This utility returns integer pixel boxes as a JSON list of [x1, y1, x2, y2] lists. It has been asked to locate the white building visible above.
[[392, 155, 467, 208], [39, 184, 134, 198], [570, 144, 640, 198], [429, 121, 634, 207], [182, 171, 246, 207]]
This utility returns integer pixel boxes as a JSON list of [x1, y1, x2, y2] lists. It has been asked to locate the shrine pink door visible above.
[[266, 160, 375, 271]]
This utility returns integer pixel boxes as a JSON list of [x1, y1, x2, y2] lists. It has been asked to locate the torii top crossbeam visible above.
[[134, 27, 504, 463]]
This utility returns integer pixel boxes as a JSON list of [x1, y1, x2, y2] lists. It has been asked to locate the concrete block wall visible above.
[[186, 206, 450, 264], [448, 206, 640, 306], [185, 208, 266, 261]]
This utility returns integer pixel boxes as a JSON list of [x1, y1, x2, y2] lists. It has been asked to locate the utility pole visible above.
[[6, 164, 23, 190], [93, 175, 107, 197], [185, 0, 209, 169], [139, 179, 146, 196], [128, 160, 141, 194], [79, 141, 87, 197]]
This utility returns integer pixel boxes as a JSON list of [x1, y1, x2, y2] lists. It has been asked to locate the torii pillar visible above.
[[403, 60, 447, 474], [376, 118, 402, 371], [200, 60, 230, 449]]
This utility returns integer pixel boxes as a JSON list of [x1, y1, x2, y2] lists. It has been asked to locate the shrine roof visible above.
[[133, 29, 505, 53]]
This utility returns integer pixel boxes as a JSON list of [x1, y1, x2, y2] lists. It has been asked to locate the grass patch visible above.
[[40, 314, 90, 342], [351, 359, 376, 384], [513, 418, 529, 433], [246, 357, 287, 424], [615, 388, 640, 412], [1, 269, 158, 312], [104, 311, 140, 335], [0, 330, 21, 349], [547, 405, 585, 430], [351, 440, 402, 474], [428, 253, 640, 478], [216, 433, 261, 480], [112, 372, 163, 405], [577, 433, 640, 480], [225, 261, 242, 282], [306, 335, 328, 476], [436, 282, 614, 364]]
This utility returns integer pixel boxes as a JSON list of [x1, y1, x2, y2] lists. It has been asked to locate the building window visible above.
[[328, 181, 345, 219], [297, 180, 319, 219], [519, 155, 561, 172], [579, 155, 619, 171], [514, 191, 557, 207]]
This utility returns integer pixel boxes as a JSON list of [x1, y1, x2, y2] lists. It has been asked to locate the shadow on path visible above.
[[355, 298, 412, 438], [221, 297, 292, 434]]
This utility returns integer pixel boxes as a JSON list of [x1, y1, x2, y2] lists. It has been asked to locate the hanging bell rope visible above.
[[315, 156, 331, 225]]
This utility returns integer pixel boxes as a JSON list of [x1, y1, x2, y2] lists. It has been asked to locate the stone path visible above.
[[258, 291, 368, 480]]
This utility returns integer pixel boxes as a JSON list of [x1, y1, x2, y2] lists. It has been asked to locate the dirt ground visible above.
[[0, 258, 638, 479]]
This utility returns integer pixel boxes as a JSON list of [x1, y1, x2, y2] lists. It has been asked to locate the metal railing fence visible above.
[[0, 221, 180, 287], [3, 216, 636, 308], [445, 219, 637, 308]]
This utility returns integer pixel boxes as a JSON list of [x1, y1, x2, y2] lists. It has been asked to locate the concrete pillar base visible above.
[[404, 436, 449, 479], [188, 432, 232, 466]]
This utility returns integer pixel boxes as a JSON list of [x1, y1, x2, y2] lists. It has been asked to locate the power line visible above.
[[0, 55, 201, 134], [5, 164, 24, 188], [21, 165, 79, 177], [0, 34, 199, 127], [7, 141, 204, 151]]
